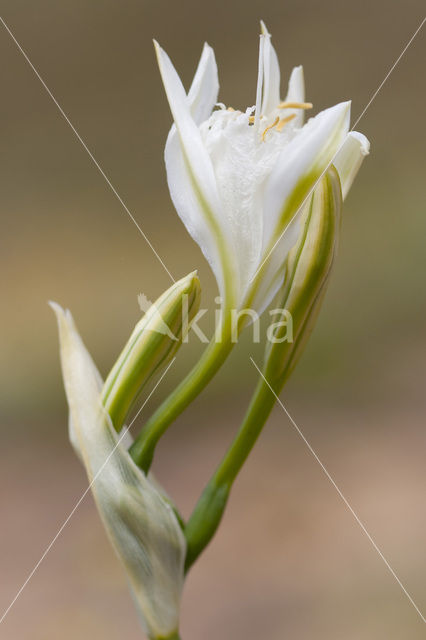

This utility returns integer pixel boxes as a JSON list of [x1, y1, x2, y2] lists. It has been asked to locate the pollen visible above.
[[278, 101, 313, 110], [261, 116, 280, 141], [276, 113, 297, 132]]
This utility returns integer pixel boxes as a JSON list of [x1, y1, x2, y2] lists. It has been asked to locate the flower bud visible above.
[[263, 166, 341, 387], [51, 303, 186, 640], [101, 272, 201, 432]]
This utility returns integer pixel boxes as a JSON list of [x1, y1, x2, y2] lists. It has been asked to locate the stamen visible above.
[[249, 115, 255, 124], [278, 101, 313, 110], [276, 113, 297, 132], [261, 116, 280, 141], [227, 107, 235, 112]]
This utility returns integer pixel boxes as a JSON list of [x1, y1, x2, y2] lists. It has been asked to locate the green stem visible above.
[[183, 295, 320, 571], [129, 319, 234, 473], [184, 374, 279, 570], [184, 262, 330, 568]]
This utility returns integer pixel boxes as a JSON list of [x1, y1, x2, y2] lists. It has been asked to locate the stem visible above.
[[184, 374, 278, 570], [129, 318, 234, 473], [215, 379, 277, 486], [184, 261, 329, 569]]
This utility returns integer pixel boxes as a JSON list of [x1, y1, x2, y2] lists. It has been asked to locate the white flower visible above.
[[50, 303, 186, 640], [156, 22, 369, 317]]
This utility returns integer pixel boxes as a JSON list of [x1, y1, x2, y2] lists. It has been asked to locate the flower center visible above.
[[260, 101, 313, 141], [203, 100, 314, 150], [244, 101, 313, 140]]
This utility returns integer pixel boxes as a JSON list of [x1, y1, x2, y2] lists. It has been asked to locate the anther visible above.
[[276, 113, 297, 132], [278, 101, 313, 110]]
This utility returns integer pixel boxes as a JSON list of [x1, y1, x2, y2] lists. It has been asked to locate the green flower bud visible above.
[[101, 272, 201, 432], [263, 166, 342, 388]]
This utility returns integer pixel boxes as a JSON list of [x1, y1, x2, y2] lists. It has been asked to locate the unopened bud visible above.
[[102, 271, 201, 431], [50, 302, 186, 639], [263, 167, 342, 387]]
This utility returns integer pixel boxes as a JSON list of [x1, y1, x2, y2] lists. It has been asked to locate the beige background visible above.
[[1, 1, 425, 638]]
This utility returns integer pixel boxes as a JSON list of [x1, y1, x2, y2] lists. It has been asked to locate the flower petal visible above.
[[187, 42, 219, 124], [262, 100, 350, 253], [260, 21, 281, 116], [333, 131, 370, 200], [245, 208, 303, 315], [254, 32, 265, 130], [156, 41, 237, 302], [51, 303, 186, 640], [284, 65, 306, 127]]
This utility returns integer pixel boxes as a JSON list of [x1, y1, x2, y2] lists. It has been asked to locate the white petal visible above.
[[187, 42, 219, 124], [262, 101, 350, 253], [286, 66, 305, 102], [51, 304, 186, 640], [156, 42, 237, 302], [284, 65, 306, 127], [246, 209, 303, 315], [201, 113, 268, 306], [155, 41, 221, 218], [254, 33, 265, 130], [260, 21, 281, 115], [165, 134, 238, 302], [333, 131, 370, 200]]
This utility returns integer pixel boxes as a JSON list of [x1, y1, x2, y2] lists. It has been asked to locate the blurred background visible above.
[[1, 1, 425, 638]]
